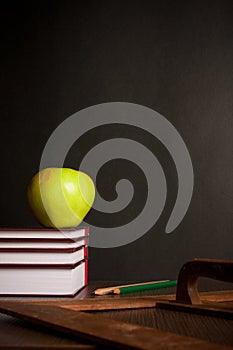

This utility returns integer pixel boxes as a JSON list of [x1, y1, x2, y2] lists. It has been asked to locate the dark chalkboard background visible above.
[[1, 1, 232, 280]]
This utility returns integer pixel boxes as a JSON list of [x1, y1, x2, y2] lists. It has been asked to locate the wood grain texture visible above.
[[0, 281, 233, 348], [1, 290, 232, 311], [176, 259, 233, 305], [0, 313, 97, 349], [0, 345, 95, 350], [0, 301, 231, 350], [96, 307, 233, 346], [156, 300, 233, 319]]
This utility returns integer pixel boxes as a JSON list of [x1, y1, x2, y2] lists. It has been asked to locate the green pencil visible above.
[[113, 280, 177, 294]]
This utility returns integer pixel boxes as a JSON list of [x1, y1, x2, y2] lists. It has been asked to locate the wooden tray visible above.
[[0, 258, 232, 349]]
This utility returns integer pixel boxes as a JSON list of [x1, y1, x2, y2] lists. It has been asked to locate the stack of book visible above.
[[0, 227, 89, 296]]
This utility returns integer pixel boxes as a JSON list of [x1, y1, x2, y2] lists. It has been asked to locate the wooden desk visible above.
[[0, 281, 232, 349]]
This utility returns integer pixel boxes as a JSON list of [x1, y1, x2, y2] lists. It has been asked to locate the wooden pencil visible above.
[[93, 280, 169, 295], [113, 280, 177, 294]]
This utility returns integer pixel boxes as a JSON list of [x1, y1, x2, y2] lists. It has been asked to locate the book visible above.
[[0, 227, 89, 251], [0, 245, 87, 264], [0, 227, 89, 295], [0, 227, 88, 241], [0, 259, 88, 296], [0, 238, 89, 251]]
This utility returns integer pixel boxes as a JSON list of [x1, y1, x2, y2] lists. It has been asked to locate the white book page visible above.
[[0, 246, 86, 264], [0, 239, 88, 249], [0, 227, 88, 239], [0, 261, 86, 295]]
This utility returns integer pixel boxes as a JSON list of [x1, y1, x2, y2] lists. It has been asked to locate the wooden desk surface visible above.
[[0, 280, 232, 349]]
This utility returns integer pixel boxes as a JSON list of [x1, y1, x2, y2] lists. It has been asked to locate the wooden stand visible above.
[[157, 258, 233, 318]]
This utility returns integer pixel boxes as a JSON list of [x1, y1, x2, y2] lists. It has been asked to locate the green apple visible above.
[[27, 167, 95, 228]]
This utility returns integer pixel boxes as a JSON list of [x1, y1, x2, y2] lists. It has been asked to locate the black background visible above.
[[1, 1, 232, 280]]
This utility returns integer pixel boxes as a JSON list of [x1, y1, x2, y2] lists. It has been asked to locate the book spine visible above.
[[85, 259, 88, 285], [84, 246, 88, 258]]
